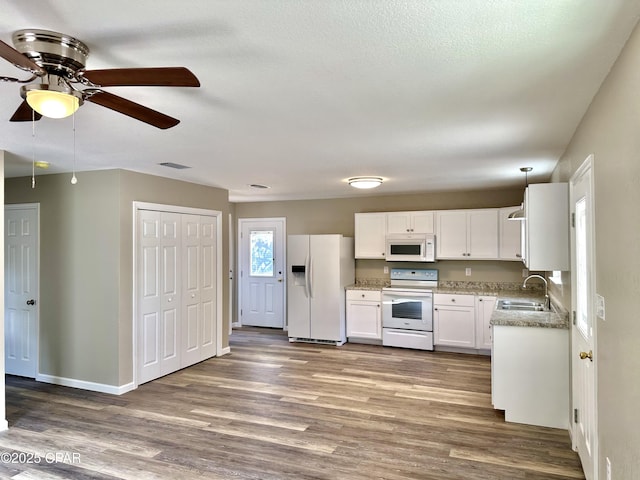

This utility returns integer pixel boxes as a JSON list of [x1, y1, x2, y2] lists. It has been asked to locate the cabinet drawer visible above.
[[346, 289, 381, 302], [433, 293, 475, 307]]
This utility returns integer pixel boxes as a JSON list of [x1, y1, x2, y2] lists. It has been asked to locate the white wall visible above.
[[552, 19, 640, 479]]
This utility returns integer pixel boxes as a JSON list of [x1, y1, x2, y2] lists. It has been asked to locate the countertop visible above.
[[346, 280, 570, 329]]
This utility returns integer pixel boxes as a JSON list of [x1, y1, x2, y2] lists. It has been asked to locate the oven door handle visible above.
[[383, 292, 433, 299]]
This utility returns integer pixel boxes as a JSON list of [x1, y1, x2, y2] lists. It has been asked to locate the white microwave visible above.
[[385, 234, 436, 262]]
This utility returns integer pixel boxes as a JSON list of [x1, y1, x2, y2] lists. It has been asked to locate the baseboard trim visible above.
[[36, 374, 136, 395], [219, 346, 231, 356]]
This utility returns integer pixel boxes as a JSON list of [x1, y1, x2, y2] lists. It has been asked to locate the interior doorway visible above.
[[570, 155, 597, 480], [238, 218, 286, 329], [4, 203, 39, 378]]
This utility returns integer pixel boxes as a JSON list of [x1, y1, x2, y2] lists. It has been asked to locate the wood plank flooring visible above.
[[1, 327, 585, 479]]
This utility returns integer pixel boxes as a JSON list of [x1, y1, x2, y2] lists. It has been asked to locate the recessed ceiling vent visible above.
[[159, 162, 191, 170]]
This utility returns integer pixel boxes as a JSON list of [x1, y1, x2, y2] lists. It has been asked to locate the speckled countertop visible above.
[[346, 279, 570, 329]]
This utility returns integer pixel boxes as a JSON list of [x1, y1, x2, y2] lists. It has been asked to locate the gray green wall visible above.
[[551, 19, 640, 478], [235, 187, 527, 283], [5, 169, 230, 388]]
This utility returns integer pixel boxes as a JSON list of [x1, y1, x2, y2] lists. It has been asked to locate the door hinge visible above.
[[240, 309, 243, 317], [572, 311, 577, 325], [571, 212, 575, 228], [574, 408, 579, 423]]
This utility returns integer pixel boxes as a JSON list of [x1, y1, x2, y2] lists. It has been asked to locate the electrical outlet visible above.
[[465, 268, 471, 276], [606, 457, 611, 480], [383, 266, 389, 274]]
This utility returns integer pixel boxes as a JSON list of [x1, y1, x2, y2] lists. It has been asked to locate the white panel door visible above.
[[239, 219, 285, 328], [181, 214, 201, 367], [571, 158, 597, 480], [160, 213, 181, 376], [199, 216, 217, 359], [436, 211, 467, 259], [138, 210, 162, 384], [4, 205, 39, 378], [138, 211, 182, 383]]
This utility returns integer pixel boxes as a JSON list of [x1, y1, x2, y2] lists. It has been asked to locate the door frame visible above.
[[132, 202, 223, 388], [569, 155, 598, 479], [4, 203, 40, 380], [236, 217, 286, 329]]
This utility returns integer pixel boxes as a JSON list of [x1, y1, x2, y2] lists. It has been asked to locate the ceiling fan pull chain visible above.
[[71, 110, 78, 185], [31, 108, 36, 189]]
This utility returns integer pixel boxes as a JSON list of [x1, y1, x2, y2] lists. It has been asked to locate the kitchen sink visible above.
[[497, 299, 548, 312]]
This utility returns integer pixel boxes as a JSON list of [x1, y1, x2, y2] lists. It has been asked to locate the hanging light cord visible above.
[[71, 110, 78, 184], [31, 108, 36, 189]]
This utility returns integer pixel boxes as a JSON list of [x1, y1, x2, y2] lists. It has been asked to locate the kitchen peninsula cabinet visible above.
[[492, 324, 569, 428], [354, 213, 386, 259], [435, 209, 499, 259]]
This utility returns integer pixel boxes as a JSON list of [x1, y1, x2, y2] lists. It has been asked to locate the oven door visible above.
[[382, 289, 433, 331]]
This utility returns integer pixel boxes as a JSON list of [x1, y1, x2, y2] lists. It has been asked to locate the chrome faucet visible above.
[[523, 274, 549, 310]]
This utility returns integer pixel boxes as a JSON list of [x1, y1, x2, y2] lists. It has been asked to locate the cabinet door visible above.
[[435, 211, 468, 259], [434, 303, 476, 347], [355, 213, 386, 259], [499, 207, 522, 260], [475, 296, 496, 349], [386, 212, 413, 234], [468, 209, 499, 259], [411, 211, 435, 234], [346, 300, 381, 339]]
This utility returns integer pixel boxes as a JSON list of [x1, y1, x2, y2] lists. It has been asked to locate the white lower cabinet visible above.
[[492, 325, 569, 428], [346, 289, 382, 341], [475, 296, 497, 349], [433, 294, 476, 348]]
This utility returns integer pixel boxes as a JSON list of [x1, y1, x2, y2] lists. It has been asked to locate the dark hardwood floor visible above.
[[1, 327, 584, 479]]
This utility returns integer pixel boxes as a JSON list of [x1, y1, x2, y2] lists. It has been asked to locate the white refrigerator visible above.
[[287, 235, 354, 345]]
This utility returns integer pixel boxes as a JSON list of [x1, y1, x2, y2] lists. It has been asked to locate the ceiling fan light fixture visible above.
[[348, 177, 383, 189], [21, 83, 83, 119]]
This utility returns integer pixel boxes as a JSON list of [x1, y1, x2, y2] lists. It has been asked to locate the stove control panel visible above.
[[389, 268, 438, 282]]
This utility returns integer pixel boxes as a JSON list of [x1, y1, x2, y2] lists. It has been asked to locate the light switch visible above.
[[383, 266, 389, 274]]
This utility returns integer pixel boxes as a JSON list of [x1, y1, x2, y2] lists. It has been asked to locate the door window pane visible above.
[[250, 230, 274, 277], [576, 197, 589, 337]]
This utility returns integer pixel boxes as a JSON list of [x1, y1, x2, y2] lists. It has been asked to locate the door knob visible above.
[[26, 299, 36, 306], [579, 350, 593, 361], [278, 279, 283, 282]]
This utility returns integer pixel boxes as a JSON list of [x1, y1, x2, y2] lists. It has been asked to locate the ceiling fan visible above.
[[0, 29, 200, 129]]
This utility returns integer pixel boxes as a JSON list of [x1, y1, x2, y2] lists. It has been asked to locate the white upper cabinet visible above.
[[436, 209, 499, 259], [386, 211, 435, 234], [523, 183, 569, 271], [499, 206, 522, 261], [354, 212, 387, 259]]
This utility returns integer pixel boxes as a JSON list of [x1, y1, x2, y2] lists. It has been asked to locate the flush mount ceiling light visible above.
[[348, 177, 383, 189], [21, 81, 83, 119], [508, 167, 532, 220]]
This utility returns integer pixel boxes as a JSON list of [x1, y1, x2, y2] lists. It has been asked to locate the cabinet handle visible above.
[[516, 253, 522, 258], [451, 298, 456, 302], [479, 298, 483, 302], [434, 307, 438, 311], [361, 294, 365, 298]]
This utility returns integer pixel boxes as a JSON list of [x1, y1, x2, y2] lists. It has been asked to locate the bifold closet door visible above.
[[181, 215, 217, 367], [138, 211, 181, 384]]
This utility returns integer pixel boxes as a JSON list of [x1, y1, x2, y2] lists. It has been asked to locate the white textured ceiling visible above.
[[1, 1, 639, 202]]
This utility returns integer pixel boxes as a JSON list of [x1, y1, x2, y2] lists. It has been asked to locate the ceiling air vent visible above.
[[159, 162, 191, 169]]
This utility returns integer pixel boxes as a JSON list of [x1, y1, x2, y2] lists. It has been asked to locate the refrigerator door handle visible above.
[[303, 254, 310, 298], [307, 255, 314, 298]]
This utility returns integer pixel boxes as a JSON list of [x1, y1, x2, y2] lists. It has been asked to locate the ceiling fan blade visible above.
[[9, 100, 42, 122], [82, 67, 200, 87], [0, 39, 45, 75], [86, 91, 180, 129]]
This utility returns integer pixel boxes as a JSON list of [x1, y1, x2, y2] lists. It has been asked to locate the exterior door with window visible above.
[[239, 219, 285, 328], [571, 157, 597, 480]]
